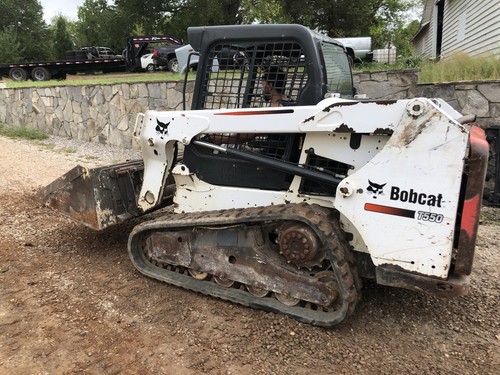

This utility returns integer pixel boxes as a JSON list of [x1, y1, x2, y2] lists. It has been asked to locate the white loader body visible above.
[[134, 97, 469, 280]]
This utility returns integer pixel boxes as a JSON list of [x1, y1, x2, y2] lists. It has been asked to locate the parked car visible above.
[[214, 46, 249, 70], [175, 44, 248, 74], [153, 42, 184, 73], [80, 47, 122, 59], [140, 53, 156, 72]]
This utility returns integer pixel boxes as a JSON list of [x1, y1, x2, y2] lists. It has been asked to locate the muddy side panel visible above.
[[39, 160, 170, 230]]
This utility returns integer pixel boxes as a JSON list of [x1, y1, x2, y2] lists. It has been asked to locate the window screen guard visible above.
[[200, 41, 308, 110]]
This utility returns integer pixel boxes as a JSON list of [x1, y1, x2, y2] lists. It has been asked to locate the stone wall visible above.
[[416, 81, 500, 127], [353, 69, 421, 100], [0, 81, 193, 149], [0, 71, 498, 148], [354, 69, 500, 128]]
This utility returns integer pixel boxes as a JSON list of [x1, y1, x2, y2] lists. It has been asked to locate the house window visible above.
[[457, 12, 467, 42]]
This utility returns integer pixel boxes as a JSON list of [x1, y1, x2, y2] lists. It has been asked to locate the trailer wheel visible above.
[[31, 67, 52, 81], [9, 67, 28, 82]]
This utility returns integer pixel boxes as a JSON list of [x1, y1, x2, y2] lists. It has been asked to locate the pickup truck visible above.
[[333, 37, 373, 63], [152, 42, 184, 73]]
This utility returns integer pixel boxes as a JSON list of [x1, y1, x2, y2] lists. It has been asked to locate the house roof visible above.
[[412, 0, 435, 41]]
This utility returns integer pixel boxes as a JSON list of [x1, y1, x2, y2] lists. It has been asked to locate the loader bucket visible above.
[[39, 160, 172, 230]]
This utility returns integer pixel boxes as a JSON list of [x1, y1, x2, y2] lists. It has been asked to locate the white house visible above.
[[412, 0, 500, 59]]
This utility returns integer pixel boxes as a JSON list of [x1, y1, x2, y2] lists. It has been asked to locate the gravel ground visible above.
[[43, 134, 142, 165], [0, 135, 498, 374]]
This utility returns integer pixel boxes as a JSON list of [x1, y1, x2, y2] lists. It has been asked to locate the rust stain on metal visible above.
[[141, 213, 337, 306], [67, 206, 99, 229], [41, 159, 146, 231], [333, 124, 354, 133], [371, 100, 398, 106], [323, 101, 358, 112], [323, 99, 398, 113], [70, 209, 100, 230], [376, 264, 469, 297]]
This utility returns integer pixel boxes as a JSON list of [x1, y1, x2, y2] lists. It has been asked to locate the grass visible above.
[[419, 53, 500, 83], [4, 71, 194, 88], [0, 123, 48, 140], [355, 52, 500, 83], [0, 130, 84, 156], [38, 144, 78, 154], [41, 142, 56, 150], [3, 54, 497, 87]]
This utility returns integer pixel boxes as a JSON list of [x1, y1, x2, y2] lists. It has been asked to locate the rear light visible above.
[[153, 50, 158, 57]]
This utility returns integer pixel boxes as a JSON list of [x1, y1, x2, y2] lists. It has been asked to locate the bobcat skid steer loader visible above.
[[42, 24, 488, 326]]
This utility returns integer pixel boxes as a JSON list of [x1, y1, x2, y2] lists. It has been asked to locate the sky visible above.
[[39, 0, 114, 24], [39, 0, 85, 23]]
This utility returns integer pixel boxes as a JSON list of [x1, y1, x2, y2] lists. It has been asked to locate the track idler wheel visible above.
[[213, 276, 234, 287], [278, 224, 325, 269], [274, 292, 300, 306], [189, 269, 208, 280], [246, 285, 269, 297]]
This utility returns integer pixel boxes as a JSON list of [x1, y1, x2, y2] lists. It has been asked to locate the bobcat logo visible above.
[[367, 180, 386, 199], [155, 118, 171, 139]]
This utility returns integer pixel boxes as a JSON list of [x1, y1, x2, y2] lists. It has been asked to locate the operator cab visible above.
[[186, 24, 354, 110]]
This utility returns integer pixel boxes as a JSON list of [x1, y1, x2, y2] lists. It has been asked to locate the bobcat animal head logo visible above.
[[155, 118, 171, 139], [367, 180, 386, 199]]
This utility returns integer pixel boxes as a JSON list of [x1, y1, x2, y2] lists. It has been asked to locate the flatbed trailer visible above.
[[0, 34, 183, 82], [0, 57, 128, 82]]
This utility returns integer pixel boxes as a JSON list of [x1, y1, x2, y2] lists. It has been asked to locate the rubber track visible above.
[[128, 203, 361, 327]]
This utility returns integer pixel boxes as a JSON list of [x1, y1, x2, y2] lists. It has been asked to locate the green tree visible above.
[[114, 0, 246, 39], [241, 0, 287, 24], [248, 0, 423, 56], [243, 0, 422, 38], [51, 16, 75, 60], [165, 0, 243, 39], [72, 0, 423, 59], [369, 0, 423, 49], [0, 26, 23, 63], [114, 0, 175, 35], [76, 0, 133, 52], [276, 0, 383, 37], [0, 0, 52, 62], [393, 19, 421, 58]]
